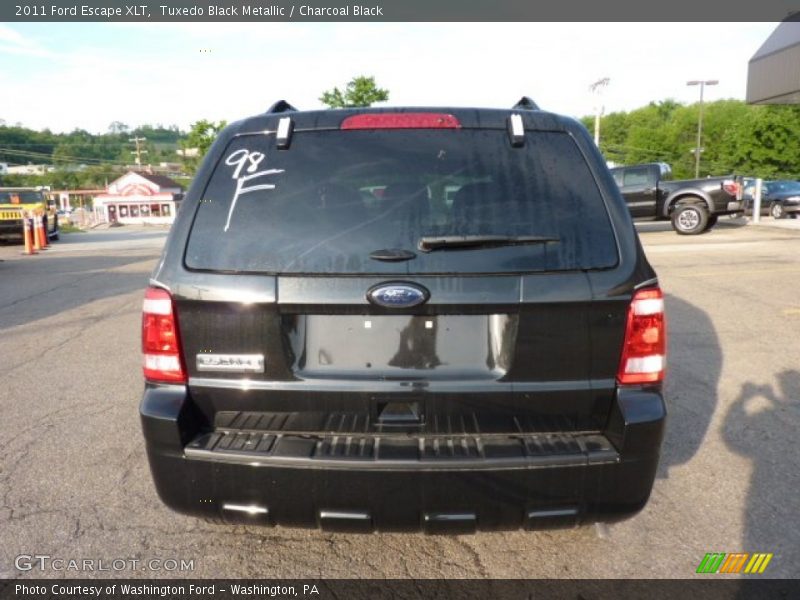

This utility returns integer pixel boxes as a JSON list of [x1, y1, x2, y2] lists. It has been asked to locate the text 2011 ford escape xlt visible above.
[[140, 99, 667, 533]]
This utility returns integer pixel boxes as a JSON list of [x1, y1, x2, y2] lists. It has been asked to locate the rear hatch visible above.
[[170, 117, 627, 445]]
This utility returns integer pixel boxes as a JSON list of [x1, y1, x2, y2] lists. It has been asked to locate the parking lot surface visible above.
[[1, 220, 798, 579]]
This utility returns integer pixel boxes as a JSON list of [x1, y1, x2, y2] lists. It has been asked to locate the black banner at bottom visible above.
[[2, 579, 800, 600]]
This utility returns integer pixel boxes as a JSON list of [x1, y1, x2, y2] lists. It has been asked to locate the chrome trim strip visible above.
[[424, 512, 475, 522], [527, 507, 579, 518], [319, 510, 370, 521], [222, 503, 268, 515], [187, 377, 616, 393]]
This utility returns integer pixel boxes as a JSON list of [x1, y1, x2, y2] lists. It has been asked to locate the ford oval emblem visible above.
[[367, 282, 430, 308]]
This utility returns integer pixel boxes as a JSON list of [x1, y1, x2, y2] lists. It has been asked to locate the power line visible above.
[[0, 147, 130, 166], [0, 141, 180, 147], [0, 142, 183, 166]]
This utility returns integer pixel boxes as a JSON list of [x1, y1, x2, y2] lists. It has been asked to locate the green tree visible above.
[[181, 119, 227, 173], [53, 129, 116, 165], [320, 76, 389, 109], [720, 105, 800, 179], [108, 121, 129, 134], [688, 99, 751, 177], [581, 99, 800, 179]]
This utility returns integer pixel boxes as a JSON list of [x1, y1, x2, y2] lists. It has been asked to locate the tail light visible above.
[[617, 287, 666, 385], [722, 180, 739, 197], [142, 287, 186, 383], [340, 113, 461, 130]]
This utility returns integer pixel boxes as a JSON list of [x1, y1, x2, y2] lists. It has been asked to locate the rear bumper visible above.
[[140, 384, 666, 532], [0, 218, 56, 238], [716, 199, 744, 215]]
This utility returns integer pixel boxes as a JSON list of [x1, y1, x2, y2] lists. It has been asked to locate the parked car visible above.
[[140, 99, 667, 532], [742, 180, 800, 219], [609, 163, 743, 234]]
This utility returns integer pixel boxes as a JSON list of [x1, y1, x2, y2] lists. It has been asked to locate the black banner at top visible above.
[[3, 0, 800, 22]]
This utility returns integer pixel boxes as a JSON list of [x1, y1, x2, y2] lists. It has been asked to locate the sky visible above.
[[0, 22, 779, 134]]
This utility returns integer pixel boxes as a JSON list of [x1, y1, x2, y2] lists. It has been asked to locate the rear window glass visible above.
[[185, 129, 618, 274], [621, 167, 653, 187]]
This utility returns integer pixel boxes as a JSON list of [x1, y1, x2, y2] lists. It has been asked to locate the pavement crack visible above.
[[1, 295, 139, 374], [0, 270, 111, 312], [452, 537, 491, 577]]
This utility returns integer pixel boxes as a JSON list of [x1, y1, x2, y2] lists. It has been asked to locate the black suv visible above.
[[140, 99, 667, 533]]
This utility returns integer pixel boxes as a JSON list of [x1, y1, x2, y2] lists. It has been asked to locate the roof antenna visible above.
[[512, 96, 539, 111], [266, 100, 298, 114]]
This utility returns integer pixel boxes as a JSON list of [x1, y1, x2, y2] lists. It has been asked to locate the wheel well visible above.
[[667, 194, 710, 215]]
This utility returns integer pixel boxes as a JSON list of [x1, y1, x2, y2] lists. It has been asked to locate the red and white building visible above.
[[93, 171, 184, 225]]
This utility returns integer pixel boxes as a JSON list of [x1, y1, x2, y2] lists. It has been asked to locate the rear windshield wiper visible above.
[[418, 234, 560, 252]]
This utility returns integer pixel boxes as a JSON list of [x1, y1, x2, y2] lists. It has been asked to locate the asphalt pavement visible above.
[[1, 219, 798, 579]]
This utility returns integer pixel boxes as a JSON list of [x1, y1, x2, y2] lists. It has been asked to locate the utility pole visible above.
[[589, 77, 610, 147], [686, 79, 718, 178], [129, 136, 148, 168]]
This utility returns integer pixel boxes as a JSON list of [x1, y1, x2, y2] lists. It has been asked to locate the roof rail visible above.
[[266, 100, 298, 114], [512, 96, 539, 111]]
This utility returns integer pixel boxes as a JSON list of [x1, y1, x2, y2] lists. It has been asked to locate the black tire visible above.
[[771, 202, 785, 220], [671, 203, 709, 235], [705, 215, 718, 230]]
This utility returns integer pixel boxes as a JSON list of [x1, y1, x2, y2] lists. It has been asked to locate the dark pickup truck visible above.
[[610, 163, 743, 234]]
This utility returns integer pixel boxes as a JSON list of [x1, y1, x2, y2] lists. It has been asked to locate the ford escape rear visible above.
[[140, 99, 667, 533]]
